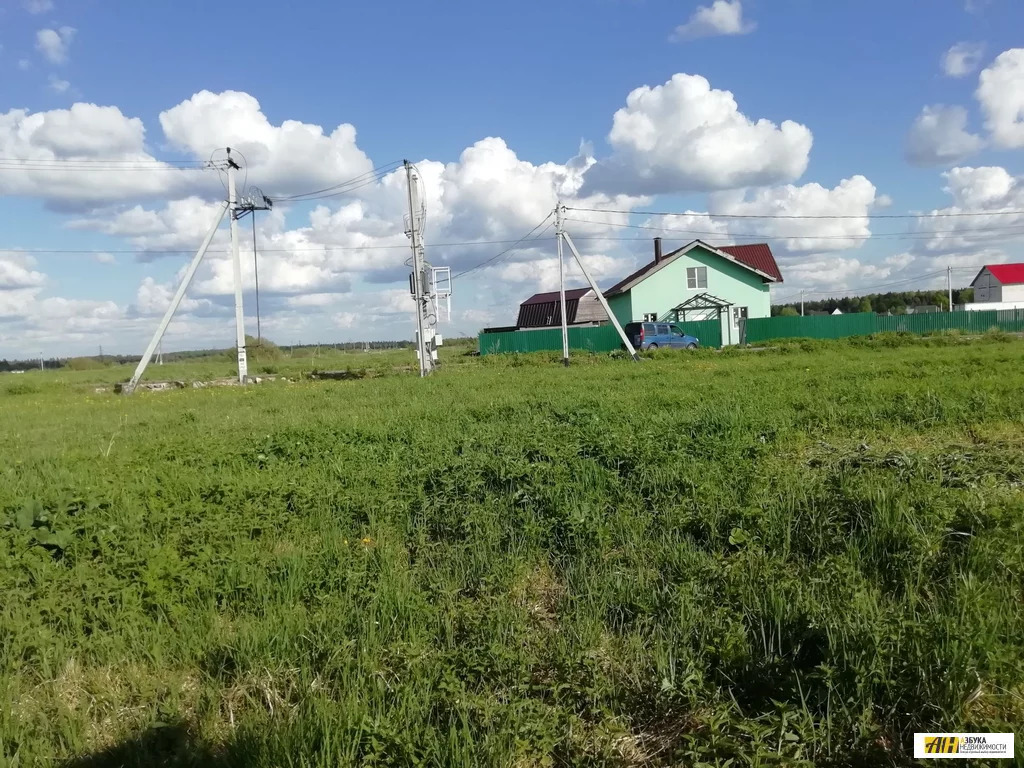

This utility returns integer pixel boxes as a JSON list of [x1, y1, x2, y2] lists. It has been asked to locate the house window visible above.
[[732, 306, 748, 324], [642, 312, 658, 322], [687, 266, 707, 290]]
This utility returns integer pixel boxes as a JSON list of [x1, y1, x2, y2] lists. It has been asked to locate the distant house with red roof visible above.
[[971, 264, 1024, 304], [507, 238, 783, 345], [603, 238, 782, 345], [516, 287, 607, 329]]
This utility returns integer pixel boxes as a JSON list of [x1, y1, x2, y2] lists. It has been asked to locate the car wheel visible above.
[[647, 343, 658, 350], [686, 342, 697, 350]]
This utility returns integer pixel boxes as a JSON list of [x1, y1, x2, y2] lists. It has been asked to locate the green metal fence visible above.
[[479, 319, 722, 355], [745, 310, 1024, 344]]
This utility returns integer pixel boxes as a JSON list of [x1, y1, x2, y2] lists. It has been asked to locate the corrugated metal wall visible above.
[[745, 309, 1024, 343], [478, 319, 721, 355]]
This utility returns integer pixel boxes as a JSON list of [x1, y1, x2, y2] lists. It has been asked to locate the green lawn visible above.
[[1, 335, 1022, 766]]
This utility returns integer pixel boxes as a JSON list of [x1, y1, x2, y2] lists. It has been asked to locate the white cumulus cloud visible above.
[[905, 105, 984, 166], [586, 73, 812, 195], [47, 74, 70, 93], [0, 103, 200, 208], [943, 42, 984, 77], [158, 90, 374, 196], [914, 166, 1024, 254], [977, 48, 1024, 148], [707, 175, 879, 253], [0, 252, 47, 290], [672, 0, 755, 41], [35, 26, 74, 64], [24, 0, 55, 13]]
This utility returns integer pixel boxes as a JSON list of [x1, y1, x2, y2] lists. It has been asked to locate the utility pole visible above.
[[800, 290, 805, 317], [123, 201, 229, 393], [947, 265, 953, 312], [404, 160, 437, 377], [559, 226, 638, 361], [555, 203, 569, 366], [226, 149, 248, 385]]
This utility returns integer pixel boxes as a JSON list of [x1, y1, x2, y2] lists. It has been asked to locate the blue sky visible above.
[[1, 0, 1023, 356]]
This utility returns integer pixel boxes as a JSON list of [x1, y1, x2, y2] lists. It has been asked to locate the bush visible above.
[[3, 382, 38, 395], [222, 336, 284, 364]]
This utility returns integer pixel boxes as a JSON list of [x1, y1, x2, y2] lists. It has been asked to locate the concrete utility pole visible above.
[[123, 202, 230, 393], [226, 149, 248, 384], [555, 203, 569, 366], [559, 216, 638, 361], [800, 290, 805, 317], [404, 161, 437, 377], [947, 265, 953, 312]]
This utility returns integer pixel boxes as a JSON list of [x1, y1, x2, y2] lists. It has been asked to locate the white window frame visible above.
[[687, 266, 708, 290], [642, 312, 658, 322]]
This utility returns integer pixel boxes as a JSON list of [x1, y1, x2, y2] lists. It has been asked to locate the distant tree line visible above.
[[0, 358, 64, 372], [0, 338, 445, 372], [772, 288, 975, 317]]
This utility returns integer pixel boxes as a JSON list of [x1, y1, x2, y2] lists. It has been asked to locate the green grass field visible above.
[[1, 335, 1022, 767]]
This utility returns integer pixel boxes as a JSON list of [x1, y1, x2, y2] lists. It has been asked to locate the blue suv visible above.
[[624, 321, 700, 350]]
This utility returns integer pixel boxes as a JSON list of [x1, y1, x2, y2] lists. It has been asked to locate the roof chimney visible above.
[[654, 237, 663, 264]]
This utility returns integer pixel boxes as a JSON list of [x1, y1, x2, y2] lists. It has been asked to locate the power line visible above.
[[0, 162, 217, 172], [271, 162, 403, 202], [772, 269, 954, 301], [452, 214, 554, 279], [4, 236, 561, 255], [0, 156, 208, 165], [565, 205, 1024, 220], [564, 217, 1024, 241]]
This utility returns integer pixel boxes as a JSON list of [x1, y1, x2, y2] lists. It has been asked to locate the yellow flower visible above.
[[360, 536, 375, 547]]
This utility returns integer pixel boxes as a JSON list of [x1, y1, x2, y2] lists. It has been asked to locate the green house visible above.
[[604, 238, 783, 345]]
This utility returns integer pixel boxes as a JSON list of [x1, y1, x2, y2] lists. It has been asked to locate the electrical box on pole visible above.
[[404, 160, 441, 376]]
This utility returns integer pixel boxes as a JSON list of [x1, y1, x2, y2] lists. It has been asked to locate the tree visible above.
[[858, 297, 873, 313], [779, 306, 799, 317]]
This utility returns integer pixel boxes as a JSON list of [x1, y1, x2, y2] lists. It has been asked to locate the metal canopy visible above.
[[664, 292, 733, 322]]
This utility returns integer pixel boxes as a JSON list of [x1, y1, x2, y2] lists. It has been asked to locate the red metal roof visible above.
[[520, 287, 591, 305], [985, 263, 1024, 285], [719, 244, 784, 283], [604, 241, 782, 296]]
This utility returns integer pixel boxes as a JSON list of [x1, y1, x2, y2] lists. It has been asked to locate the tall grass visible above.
[[0, 338, 1022, 766]]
